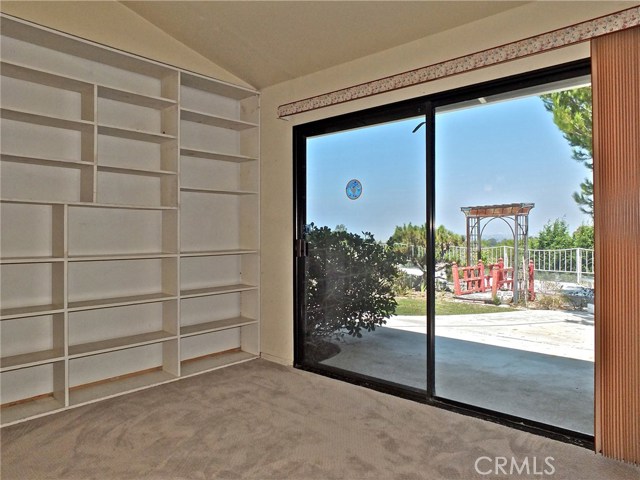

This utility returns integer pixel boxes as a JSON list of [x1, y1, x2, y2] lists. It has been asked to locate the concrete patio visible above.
[[321, 309, 594, 434]]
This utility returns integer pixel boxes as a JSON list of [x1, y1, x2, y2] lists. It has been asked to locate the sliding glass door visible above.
[[295, 60, 594, 442], [295, 110, 428, 391], [433, 74, 594, 435]]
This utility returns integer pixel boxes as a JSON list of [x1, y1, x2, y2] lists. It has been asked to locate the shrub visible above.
[[535, 293, 566, 310], [562, 294, 588, 311], [305, 225, 399, 342]]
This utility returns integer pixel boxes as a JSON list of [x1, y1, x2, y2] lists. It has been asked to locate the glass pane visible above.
[[303, 116, 427, 390], [435, 79, 594, 434]]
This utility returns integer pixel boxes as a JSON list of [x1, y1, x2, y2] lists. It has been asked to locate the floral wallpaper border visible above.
[[277, 6, 640, 118]]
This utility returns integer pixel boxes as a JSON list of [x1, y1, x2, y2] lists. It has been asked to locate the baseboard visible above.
[[260, 352, 294, 366]]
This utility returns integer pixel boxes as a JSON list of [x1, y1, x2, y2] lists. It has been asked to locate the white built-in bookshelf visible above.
[[0, 14, 260, 426]]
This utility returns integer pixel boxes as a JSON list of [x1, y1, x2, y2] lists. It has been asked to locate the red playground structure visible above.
[[452, 258, 535, 300]]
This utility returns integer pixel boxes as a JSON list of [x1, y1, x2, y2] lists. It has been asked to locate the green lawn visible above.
[[395, 296, 508, 316]]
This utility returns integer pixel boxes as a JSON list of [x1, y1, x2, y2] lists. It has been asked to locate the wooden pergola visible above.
[[460, 202, 534, 302]]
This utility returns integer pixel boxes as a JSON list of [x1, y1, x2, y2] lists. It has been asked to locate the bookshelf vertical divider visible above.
[[0, 14, 260, 426]]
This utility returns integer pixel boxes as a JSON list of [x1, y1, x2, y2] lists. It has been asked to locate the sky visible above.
[[306, 91, 592, 242]]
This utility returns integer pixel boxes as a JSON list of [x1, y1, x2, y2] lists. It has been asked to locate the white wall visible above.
[[259, 1, 636, 365]]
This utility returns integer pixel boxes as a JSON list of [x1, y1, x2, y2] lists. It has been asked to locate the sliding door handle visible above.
[[295, 238, 309, 258]]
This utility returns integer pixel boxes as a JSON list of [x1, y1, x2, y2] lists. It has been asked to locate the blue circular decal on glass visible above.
[[346, 179, 362, 200]]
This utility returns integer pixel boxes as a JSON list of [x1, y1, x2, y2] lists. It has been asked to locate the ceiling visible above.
[[121, 1, 528, 89]]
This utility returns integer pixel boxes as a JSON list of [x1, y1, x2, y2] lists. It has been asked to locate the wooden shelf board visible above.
[[69, 331, 176, 358], [97, 164, 176, 176], [0, 198, 176, 210], [180, 317, 257, 337], [180, 284, 257, 299], [97, 85, 176, 109], [1, 153, 93, 169], [69, 369, 176, 406], [0, 60, 92, 92], [71, 202, 177, 211], [98, 124, 176, 144], [68, 253, 177, 262], [1, 108, 94, 132], [0, 256, 64, 264], [0, 349, 65, 372], [180, 108, 257, 131], [68, 293, 176, 312], [94, 202, 176, 209], [180, 249, 257, 257], [180, 186, 257, 195], [0, 395, 64, 426], [180, 148, 256, 163], [180, 350, 257, 377], [0, 198, 62, 206], [180, 72, 257, 100], [1, 304, 64, 321]]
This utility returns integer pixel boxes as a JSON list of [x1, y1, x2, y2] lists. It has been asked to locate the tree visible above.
[[572, 224, 594, 249], [435, 225, 464, 261], [305, 224, 399, 343], [541, 87, 593, 217], [387, 223, 427, 272], [530, 218, 574, 272], [531, 218, 573, 250], [387, 223, 464, 272]]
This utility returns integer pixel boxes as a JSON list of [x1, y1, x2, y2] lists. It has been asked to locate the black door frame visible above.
[[293, 59, 594, 448]]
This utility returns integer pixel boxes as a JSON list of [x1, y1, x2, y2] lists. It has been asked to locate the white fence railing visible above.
[[445, 245, 509, 266], [444, 245, 594, 284]]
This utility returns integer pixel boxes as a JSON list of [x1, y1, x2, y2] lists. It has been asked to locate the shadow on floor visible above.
[[321, 327, 593, 434]]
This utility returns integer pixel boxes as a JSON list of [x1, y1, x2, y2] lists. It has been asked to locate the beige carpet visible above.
[[1, 359, 638, 480]]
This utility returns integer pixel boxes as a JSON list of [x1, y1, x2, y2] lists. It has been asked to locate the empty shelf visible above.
[[69, 331, 176, 357], [180, 284, 257, 299], [180, 317, 258, 337], [0, 349, 65, 372], [1, 108, 93, 131], [1, 153, 93, 169], [180, 148, 256, 163], [0, 256, 64, 264], [68, 293, 176, 311], [98, 124, 176, 143], [0, 60, 92, 92], [179, 249, 257, 257], [180, 350, 257, 377], [97, 85, 176, 109], [97, 164, 176, 176], [180, 72, 257, 100], [68, 253, 177, 262], [180, 186, 257, 195], [180, 108, 257, 131], [1, 304, 64, 321], [0, 198, 176, 210], [69, 369, 176, 406], [0, 396, 64, 426]]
